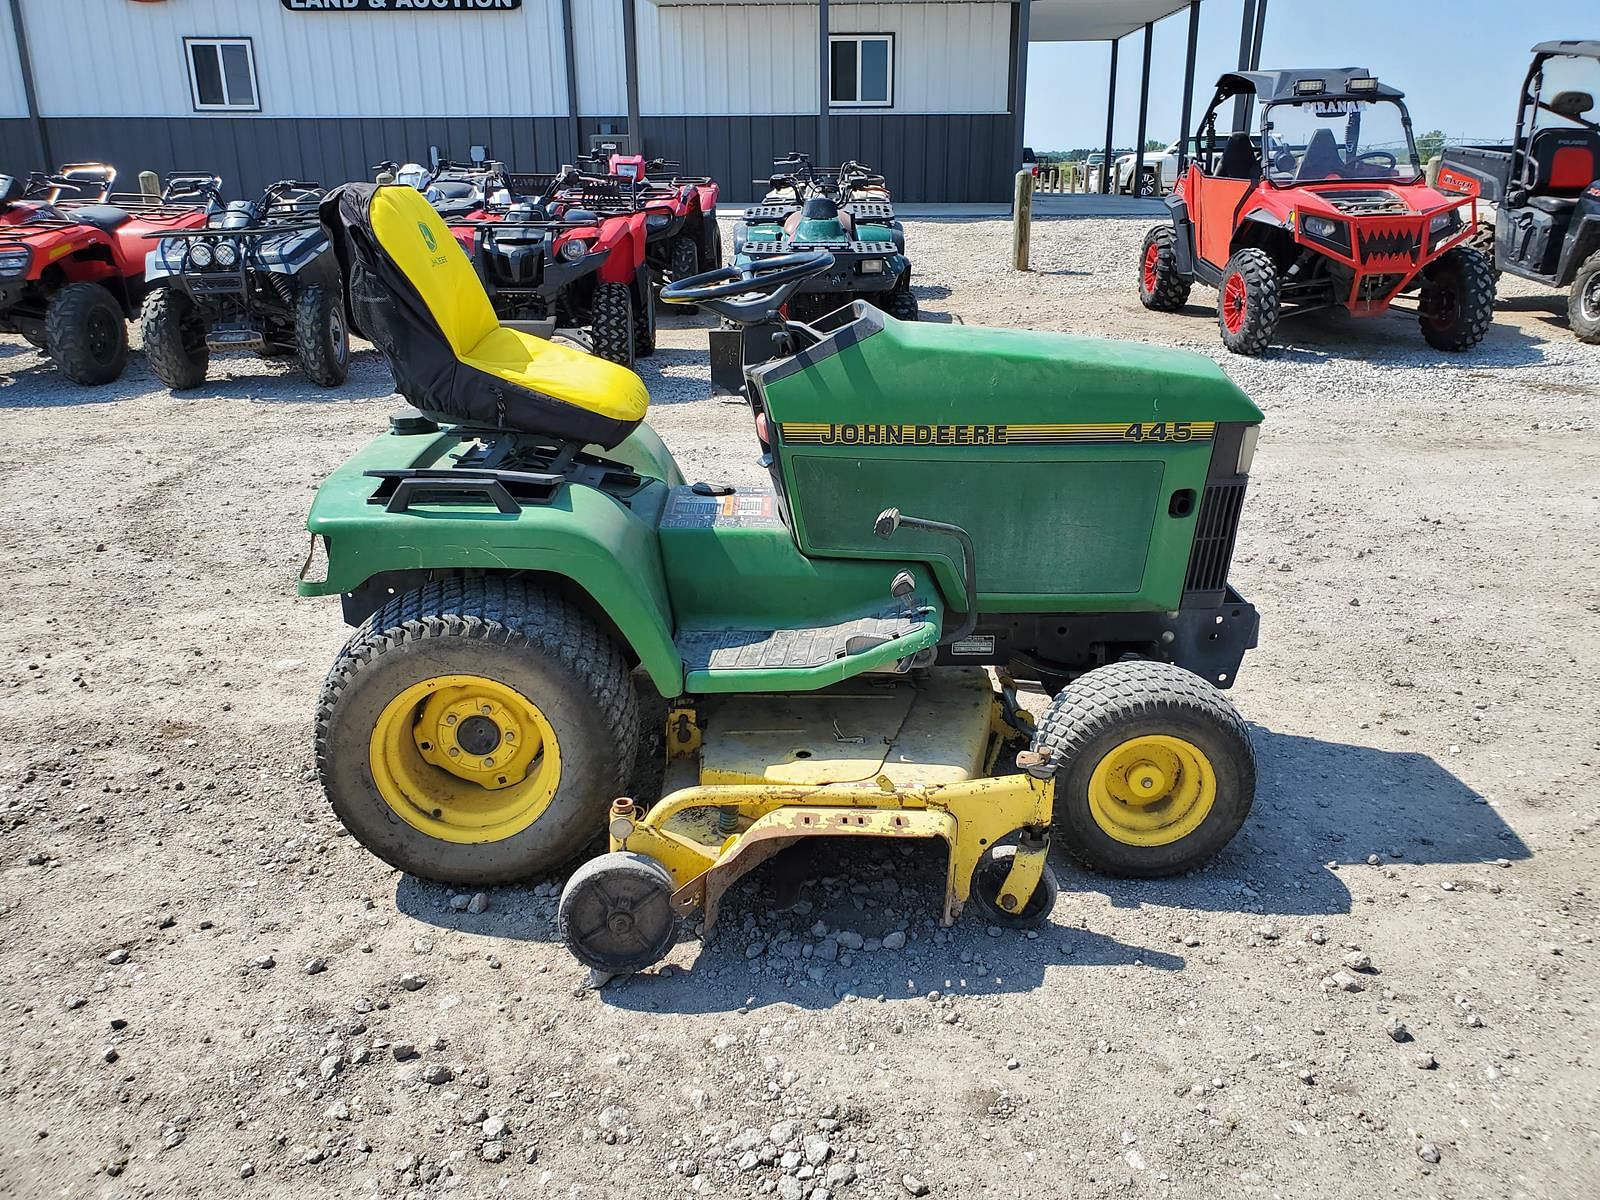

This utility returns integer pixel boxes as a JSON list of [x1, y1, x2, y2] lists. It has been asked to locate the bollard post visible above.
[[1012, 170, 1033, 271], [138, 171, 160, 200]]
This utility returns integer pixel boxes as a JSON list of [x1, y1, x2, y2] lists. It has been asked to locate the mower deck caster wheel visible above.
[[966, 844, 1058, 928], [559, 852, 680, 974]]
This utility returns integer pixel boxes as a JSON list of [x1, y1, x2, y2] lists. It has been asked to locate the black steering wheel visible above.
[[1350, 150, 1398, 170], [659, 250, 835, 323]]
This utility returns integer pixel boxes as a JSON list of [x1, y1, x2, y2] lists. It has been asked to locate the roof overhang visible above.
[[650, 0, 1193, 43]]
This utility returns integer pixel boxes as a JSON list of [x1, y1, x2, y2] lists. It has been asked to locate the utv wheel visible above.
[[632, 282, 657, 358], [591, 281, 636, 367], [966, 844, 1059, 929], [140, 287, 209, 390], [669, 236, 701, 314], [1216, 248, 1279, 355], [1418, 246, 1495, 352], [559, 851, 680, 974], [1138, 225, 1192, 312], [46, 282, 128, 386], [1031, 660, 1256, 878], [1566, 250, 1600, 345], [295, 284, 350, 387], [315, 578, 640, 886], [886, 277, 919, 322]]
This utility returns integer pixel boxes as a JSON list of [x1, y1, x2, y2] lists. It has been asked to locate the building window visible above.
[[830, 34, 893, 108], [184, 38, 259, 112]]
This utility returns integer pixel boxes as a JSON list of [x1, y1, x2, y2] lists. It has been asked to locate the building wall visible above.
[[636, 1, 820, 117], [574, 0, 628, 116], [828, 3, 1009, 113], [0, 1, 27, 118]]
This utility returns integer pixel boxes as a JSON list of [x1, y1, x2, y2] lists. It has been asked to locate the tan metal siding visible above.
[[829, 3, 1009, 114], [635, 0, 819, 117]]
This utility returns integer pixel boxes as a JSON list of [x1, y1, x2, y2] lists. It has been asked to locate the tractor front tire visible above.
[[46, 282, 128, 386], [1216, 248, 1280, 356], [295, 284, 350, 387], [632, 282, 657, 358], [140, 287, 209, 390], [591, 282, 636, 367], [1031, 660, 1256, 878], [1138, 225, 1192, 312], [669, 236, 701, 314], [315, 577, 640, 886], [1418, 246, 1495, 352], [1566, 250, 1600, 344]]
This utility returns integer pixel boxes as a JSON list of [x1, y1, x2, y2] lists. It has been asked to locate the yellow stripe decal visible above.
[[777, 422, 1216, 447]]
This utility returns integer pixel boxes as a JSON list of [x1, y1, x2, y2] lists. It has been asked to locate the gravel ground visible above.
[[1, 214, 1597, 1200]]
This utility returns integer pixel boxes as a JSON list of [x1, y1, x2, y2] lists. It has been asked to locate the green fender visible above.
[[299, 425, 687, 696]]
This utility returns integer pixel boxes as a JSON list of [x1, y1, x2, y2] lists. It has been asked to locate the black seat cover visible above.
[[69, 204, 132, 232], [802, 196, 839, 221], [1217, 133, 1259, 181], [1296, 128, 1344, 181]]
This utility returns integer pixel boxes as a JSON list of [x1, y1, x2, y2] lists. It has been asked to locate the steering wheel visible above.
[[1350, 150, 1398, 170], [659, 250, 835, 323]]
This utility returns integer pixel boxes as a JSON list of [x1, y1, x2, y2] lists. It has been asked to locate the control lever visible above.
[[874, 509, 978, 647]]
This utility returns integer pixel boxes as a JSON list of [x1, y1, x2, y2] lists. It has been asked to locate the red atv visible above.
[[0, 167, 221, 383], [569, 151, 722, 298], [443, 167, 655, 367], [1140, 69, 1494, 354]]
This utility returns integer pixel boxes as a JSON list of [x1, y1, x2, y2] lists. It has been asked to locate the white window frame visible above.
[[184, 37, 260, 113], [829, 34, 895, 109]]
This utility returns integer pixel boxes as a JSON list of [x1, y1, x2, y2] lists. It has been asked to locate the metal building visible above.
[[0, 1, 1224, 203]]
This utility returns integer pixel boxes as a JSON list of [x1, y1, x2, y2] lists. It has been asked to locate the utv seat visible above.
[[322, 183, 647, 449], [1216, 133, 1260, 182], [1296, 129, 1346, 182]]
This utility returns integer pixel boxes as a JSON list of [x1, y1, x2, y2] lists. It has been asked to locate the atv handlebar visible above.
[[659, 251, 835, 323]]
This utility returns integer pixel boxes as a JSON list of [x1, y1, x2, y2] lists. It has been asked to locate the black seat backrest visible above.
[[1297, 128, 1345, 181], [1216, 133, 1259, 181], [1528, 127, 1600, 198], [68, 204, 131, 232]]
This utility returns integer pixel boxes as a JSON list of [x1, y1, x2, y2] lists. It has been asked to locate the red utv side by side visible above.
[[0, 166, 222, 384], [1140, 69, 1494, 355]]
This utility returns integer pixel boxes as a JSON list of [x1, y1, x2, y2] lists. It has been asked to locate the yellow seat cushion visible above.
[[462, 327, 648, 423], [367, 185, 647, 425]]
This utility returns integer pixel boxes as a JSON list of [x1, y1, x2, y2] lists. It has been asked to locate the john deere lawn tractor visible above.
[[306, 184, 1263, 974], [734, 154, 913, 323]]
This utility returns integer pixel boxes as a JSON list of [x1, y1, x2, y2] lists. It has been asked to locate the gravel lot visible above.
[[2, 213, 1597, 1200]]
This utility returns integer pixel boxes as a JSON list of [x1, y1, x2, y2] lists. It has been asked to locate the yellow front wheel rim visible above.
[[368, 674, 562, 845], [1087, 734, 1217, 847]]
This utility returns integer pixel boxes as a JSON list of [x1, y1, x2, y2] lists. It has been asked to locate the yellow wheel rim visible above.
[[1087, 734, 1216, 847], [368, 674, 562, 845]]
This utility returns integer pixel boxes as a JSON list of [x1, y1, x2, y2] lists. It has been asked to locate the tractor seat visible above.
[[322, 183, 647, 449], [68, 204, 132, 232]]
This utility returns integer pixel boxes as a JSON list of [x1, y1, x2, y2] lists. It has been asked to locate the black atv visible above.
[[140, 180, 349, 389]]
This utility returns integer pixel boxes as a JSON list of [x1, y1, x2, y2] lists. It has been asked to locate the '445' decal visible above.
[[1123, 421, 1199, 442]]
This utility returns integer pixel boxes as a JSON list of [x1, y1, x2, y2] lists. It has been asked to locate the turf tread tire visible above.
[[1418, 246, 1495, 352], [1138, 225, 1192, 312], [1216, 248, 1279, 356], [140, 287, 209, 390], [314, 577, 639, 886], [295, 284, 350, 387], [1031, 660, 1256, 879], [590, 281, 635, 367], [46, 282, 128, 386]]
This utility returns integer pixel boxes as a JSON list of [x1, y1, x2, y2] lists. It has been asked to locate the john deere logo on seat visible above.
[[419, 222, 438, 253]]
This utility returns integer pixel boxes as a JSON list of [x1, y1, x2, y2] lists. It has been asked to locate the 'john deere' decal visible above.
[[779, 422, 1215, 446]]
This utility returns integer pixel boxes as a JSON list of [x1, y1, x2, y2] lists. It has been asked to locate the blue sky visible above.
[[1023, 1, 1588, 151]]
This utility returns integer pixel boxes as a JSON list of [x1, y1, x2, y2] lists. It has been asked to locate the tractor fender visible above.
[[1165, 194, 1196, 275], [301, 430, 687, 696]]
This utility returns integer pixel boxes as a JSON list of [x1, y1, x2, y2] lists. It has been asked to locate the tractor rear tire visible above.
[[1138, 225, 1192, 312], [1216, 248, 1280, 356], [669, 236, 701, 314], [140, 287, 209, 390], [591, 281, 636, 367], [1566, 250, 1600, 344], [1031, 660, 1256, 878], [1418, 246, 1495, 352], [887, 277, 919, 321], [315, 577, 640, 886], [632, 282, 657, 358], [46, 282, 128, 386], [295, 284, 350, 387]]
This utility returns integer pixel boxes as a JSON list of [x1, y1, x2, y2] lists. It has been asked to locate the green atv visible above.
[[305, 183, 1263, 975], [733, 154, 914, 324]]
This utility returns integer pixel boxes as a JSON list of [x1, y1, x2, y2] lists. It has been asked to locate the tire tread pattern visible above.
[[1419, 246, 1496, 352], [140, 287, 209, 390], [1218, 247, 1280, 356], [1139, 225, 1193, 312], [591, 281, 635, 367]]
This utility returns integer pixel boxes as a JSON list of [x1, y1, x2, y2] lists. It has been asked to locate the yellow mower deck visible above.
[[607, 670, 1053, 932]]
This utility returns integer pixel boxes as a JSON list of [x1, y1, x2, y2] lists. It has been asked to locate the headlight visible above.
[[1237, 425, 1260, 475], [557, 238, 586, 263], [1429, 210, 1460, 233], [188, 241, 213, 269], [646, 213, 670, 230], [0, 247, 30, 277], [214, 240, 239, 268], [1302, 216, 1341, 240], [859, 258, 885, 274]]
